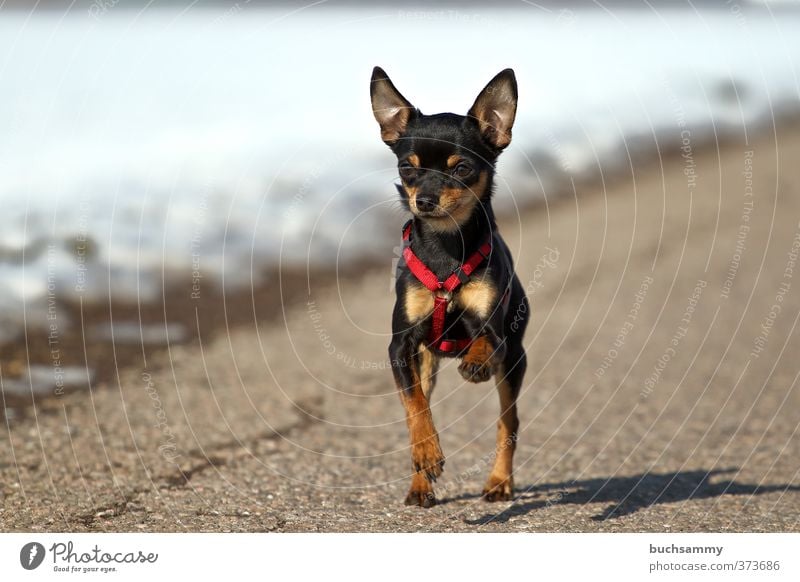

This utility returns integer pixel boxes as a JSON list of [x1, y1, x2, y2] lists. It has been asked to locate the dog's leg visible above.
[[402, 358, 444, 507], [390, 337, 444, 507], [483, 348, 526, 501]]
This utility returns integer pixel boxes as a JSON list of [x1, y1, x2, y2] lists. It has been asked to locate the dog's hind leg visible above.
[[483, 346, 526, 501]]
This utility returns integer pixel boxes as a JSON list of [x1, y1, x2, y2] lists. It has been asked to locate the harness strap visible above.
[[431, 295, 448, 351], [401, 220, 493, 353]]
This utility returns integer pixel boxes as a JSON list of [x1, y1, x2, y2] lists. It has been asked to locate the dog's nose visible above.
[[415, 196, 437, 212]]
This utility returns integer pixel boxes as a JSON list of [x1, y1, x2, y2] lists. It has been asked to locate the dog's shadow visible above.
[[445, 468, 800, 525]]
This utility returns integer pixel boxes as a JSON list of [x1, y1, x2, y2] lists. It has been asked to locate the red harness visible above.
[[401, 221, 492, 353]]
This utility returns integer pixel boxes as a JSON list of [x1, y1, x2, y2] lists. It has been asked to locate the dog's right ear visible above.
[[370, 66, 415, 146]]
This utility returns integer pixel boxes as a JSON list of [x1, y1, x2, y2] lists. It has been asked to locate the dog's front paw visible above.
[[458, 359, 494, 383], [411, 437, 445, 482], [458, 336, 496, 383], [405, 470, 437, 508], [405, 486, 437, 508], [482, 475, 514, 502]]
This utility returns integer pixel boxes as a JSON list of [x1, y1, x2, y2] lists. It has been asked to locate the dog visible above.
[[370, 67, 530, 507]]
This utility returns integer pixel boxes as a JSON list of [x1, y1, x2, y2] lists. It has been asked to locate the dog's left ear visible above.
[[468, 69, 518, 150]]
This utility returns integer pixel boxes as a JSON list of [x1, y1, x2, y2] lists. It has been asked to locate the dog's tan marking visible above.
[[402, 184, 419, 212], [401, 155, 420, 209], [429, 171, 489, 233], [404, 283, 434, 323], [446, 155, 462, 168], [418, 344, 439, 399], [454, 277, 497, 319]]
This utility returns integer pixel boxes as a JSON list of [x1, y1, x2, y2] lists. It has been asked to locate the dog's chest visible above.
[[403, 278, 496, 323]]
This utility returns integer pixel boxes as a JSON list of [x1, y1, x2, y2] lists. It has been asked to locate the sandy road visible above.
[[3, 123, 800, 532]]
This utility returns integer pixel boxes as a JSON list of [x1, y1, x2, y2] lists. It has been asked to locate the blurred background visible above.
[[1, 0, 799, 405]]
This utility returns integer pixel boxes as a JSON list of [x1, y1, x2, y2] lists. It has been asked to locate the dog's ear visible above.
[[371, 66, 415, 146], [468, 69, 518, 150]]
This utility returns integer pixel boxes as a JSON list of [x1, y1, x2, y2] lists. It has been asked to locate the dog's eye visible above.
[[398, 163, 417, 181], [453, 163, 473, 179]]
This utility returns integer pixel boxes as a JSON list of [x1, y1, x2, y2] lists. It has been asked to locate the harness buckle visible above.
[[454, 268, 470, 285], [434, 289, 452, 301]]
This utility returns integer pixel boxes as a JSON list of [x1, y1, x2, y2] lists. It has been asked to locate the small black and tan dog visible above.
[[370, 67, 530, 507]]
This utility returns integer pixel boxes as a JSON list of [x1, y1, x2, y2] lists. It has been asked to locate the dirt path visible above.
[[3, 123, 800, 532]]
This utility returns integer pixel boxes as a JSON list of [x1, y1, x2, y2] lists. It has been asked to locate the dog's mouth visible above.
[[412, 199, 458, 219], [414, 207, 448, 219]]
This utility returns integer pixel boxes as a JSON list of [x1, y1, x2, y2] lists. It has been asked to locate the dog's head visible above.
[[370, 67, 517, 232]]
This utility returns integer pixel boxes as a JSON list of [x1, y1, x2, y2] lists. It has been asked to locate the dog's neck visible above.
[[411, 200, 496, 277]]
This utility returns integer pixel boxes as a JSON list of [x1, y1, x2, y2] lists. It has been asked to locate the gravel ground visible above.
[[3, 124, 800, 532]]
